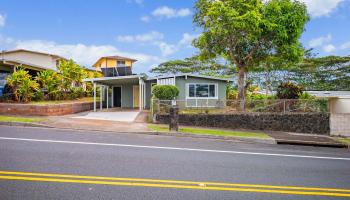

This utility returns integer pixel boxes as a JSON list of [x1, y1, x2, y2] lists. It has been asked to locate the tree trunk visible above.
[[265, 70, 272, 95], [237, 66, 246, 111]]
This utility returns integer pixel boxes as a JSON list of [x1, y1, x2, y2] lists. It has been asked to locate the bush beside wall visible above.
[[156, 112, 330, 135]]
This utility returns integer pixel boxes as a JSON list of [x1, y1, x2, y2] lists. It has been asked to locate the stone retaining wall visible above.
[[0, 102, 94, 116], [156, 112, 330, 135]]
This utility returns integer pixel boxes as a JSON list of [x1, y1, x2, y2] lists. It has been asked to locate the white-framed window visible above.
[[186, 83, 218, 99]]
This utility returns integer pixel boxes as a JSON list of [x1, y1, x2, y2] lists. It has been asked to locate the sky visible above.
[[0, 0, 350, 73]]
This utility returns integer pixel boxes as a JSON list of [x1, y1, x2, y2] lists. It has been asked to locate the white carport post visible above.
[[93, 82, 96, 112], [139, 78, 145, 111], [106, 86, 109, 110], [100, 85, 103, 111]]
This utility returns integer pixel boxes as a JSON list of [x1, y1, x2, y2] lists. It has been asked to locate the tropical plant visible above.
[[36, 70, 62, 100], [193, 0, 309, 109], [276, 82, 303, 99], [152, 85, 179, 100], [58, 59, 87, 90], [6, 67, 39, 102]]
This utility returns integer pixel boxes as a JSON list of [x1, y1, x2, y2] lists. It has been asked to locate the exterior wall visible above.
[[156, 113, 330, 135], [95, 59, 134, 70], [329, 98, 350, 114], [0, 102, 94, 116], [329, 98, 350, 136], [330, 114, 350, 137], [144, 77, 228, 109], [120, 84, 135, 108], [175, 77, 227, 100], [2, 51, 59, 71]]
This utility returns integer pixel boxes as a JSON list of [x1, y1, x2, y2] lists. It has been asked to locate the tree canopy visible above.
[[193, 0, 309, 108], [150, 56, 235, 78]]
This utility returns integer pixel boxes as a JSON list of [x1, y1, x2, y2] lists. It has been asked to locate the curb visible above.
[[0, 122, 54, 128], [276, 139, 348, 148], [1, 122, 346, 148], [153, 131, 277, 144], [0, 122, 276, 145]]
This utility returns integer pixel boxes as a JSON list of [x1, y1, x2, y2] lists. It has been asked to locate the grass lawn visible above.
[[0, 115, 45, 123], [148, 124, 271, 139], [31, 97, 98, 105], [335, 137, 350, 145]]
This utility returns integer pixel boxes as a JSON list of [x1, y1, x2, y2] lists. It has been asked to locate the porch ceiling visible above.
[[84, 75, 141, 86]]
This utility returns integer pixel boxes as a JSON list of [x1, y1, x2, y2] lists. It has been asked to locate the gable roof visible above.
[[147, 73, 233, 82], [0, 58, 58, 71], [1, 49, 67, 60]]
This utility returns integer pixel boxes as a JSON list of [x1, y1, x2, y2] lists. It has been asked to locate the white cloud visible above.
[[179, 33, 198, 47], [301, 0, 343, 17], [152, 6, 192, 19], [116, 31, 197, 57], [308, 34, 332, 48], [140, 16, 150, 22], [116, 31, 164, 43], [322, 44, 336, 53], [0, 14, 5, 27], [126, 0, 143, 5], [340, 42, 350, 50], [157, 42, 177, 57]]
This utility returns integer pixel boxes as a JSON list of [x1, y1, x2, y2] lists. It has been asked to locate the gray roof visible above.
[[147, 73, 233, 82], [0, 58, 58, 71], [1, 49, 67, 60], [306, 91, 350, 98]]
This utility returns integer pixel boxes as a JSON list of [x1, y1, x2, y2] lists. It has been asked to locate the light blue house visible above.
[[84, 56, 233, 111]]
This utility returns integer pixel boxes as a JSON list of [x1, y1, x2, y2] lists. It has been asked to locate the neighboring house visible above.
[[85, 56, 232, 110], [0, 49, 68, 95]]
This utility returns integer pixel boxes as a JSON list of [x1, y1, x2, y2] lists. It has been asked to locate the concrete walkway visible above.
[[38, 111, 151, 133], [73, 111, 140, 122]]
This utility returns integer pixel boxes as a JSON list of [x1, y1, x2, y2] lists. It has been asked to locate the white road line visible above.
[[0, 136, 349, 161]]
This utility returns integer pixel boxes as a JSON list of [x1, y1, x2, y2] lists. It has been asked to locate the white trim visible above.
[[148, 73, 231, 82], [112, 86, 123, 108], [84, 75, 142, 82], [185, 83, 219, 99]]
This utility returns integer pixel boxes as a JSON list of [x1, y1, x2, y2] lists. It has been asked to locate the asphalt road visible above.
[[0, 125, 349, 200]]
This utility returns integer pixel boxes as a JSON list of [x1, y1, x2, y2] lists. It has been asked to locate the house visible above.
[[84, 55, 232, 111], [0, 49, 68, 95]]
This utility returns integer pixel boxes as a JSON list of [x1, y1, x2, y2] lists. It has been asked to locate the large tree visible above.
[[193, 0, 309, 109], [151, 56, 235, 78], [291, 55, 350, 90]]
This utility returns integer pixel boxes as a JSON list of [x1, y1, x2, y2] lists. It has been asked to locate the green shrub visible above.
[[276, 82, 303, 99], [36, 70, 62, 100], [227, 89, 238, 100], [6, 67, 39, 102], [152, 85, 179, 100], [299, 92, 315, 100]]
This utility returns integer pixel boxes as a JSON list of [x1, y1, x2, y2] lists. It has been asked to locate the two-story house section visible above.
[[92, 56, 137, 77]]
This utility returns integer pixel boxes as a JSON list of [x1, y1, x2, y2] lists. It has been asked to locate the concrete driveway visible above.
[[73, 111, 140, 122]]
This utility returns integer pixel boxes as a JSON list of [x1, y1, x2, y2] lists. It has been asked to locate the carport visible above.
[[84, 75, 146, 111]]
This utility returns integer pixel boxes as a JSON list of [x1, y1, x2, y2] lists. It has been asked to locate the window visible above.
[[187, 83, 217, 98], [117, 61, 126, 67]]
